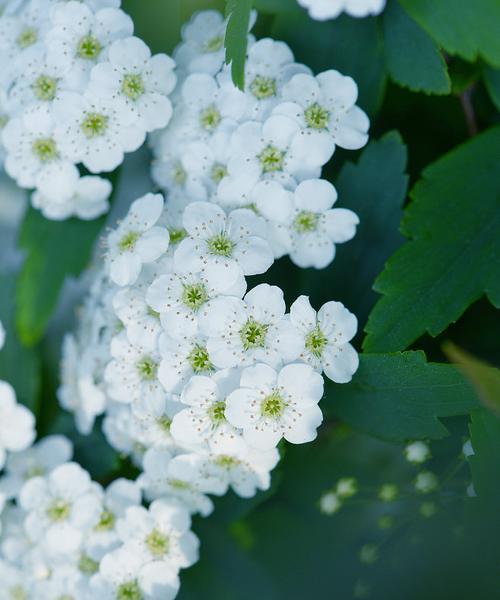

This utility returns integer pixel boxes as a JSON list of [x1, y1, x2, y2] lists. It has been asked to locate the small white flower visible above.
[[290, 295, 359, 383], [0, 380, 36, 469], [414, 471, 438, 494], [106, 193, 169, 287], [199, 283, 304, 369], [404, 441, 431, 465], [130, 393, 183, 451], [174, 201, 273, 289], [89, 36, 176, 132], [297, 0, 386, 20], [274, 69, 369, 158], [225, 362, 324, 450], [319, 491, 341, 515]]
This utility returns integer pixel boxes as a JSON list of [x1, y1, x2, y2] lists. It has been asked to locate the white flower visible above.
[[297, 0, 386, 20], [225, 362, 324, 450], [46, 2, 134, 91], [274, 70, 369, 158], [199, 283, 304, 369], [146, 269, 246, 340], [170, 370, 242, 451], [53, 90, 145, 173], [138, 447, 214, 515], [20, 462, 103, 556], [319, 491, 342, 515], [130, 393, 184, 451], [218, 115, 322, 207], [414, 471, 438, 494], [33, 166, 112, 220], [89, 36, 176, 132], [175, 201, 273, 290], [0, 380, 36, 469], [106, 193, 169, 286], [0, 435, 72, 500], [0, 320, 5, 350], [116, 499, 199, 569], [290, 295, 359, 383], [404, 441, 431, 464], [104, 332, 165, 406]]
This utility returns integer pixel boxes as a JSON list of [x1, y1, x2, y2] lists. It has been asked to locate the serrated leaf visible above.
[[329, 351, 479, 441], [483, 66, 500, 111], [399, 0, 500, 68], [364, 126, 500, 353], [443, 343, 500, 415], [382, 1, 450, 95], [0, 273, 41, 412], [16, 206, 106, 346], [224, 0, 253, 89], [299, 131, 408, 331]]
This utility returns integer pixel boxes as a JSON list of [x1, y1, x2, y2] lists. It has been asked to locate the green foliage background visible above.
[[1, 0, 500, 598]]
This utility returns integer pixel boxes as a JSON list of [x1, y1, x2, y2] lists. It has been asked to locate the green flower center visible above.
[[304, 102, 330, 130], [207, 233, 234, 257], [118, 231, 140, 251], [258, 145, 285, 173], [172, 162, 187, 186], [47, 499, 70, 522], [24, 465, 44, 479], [78, 554, 99, 575], [204, 34, 224, 53], [0, 115, 8, 129], [9, 586, 27, 600], [168, 227, 187, 244], [117, 581, 142, 600], [136, 357, 158, 381], [208, 400, 226, 424], [32, 138, 58, 163], [77, 34, 101, 60], [147, 307, 161, 319], [95, 509, 116, 531], [81, 112, 108, 138], [33, 75, 58, 102], [249, 75, 277, 100], [293, 211, 319, 233], [261, 391, 286, 418], [187, 344, 214, 374], [182, 282, 209, 311], [169, 478, 190, 490], [57, 596, 73, 600], [200, 104, 221, 131], [215, 454, 239, 468], [156, 415, 171, 433], [145, 528, 170, 557], [239, 318, 268, 351], [122, 73, 145, 101], [211, 163, 227, 183], [17, 27, 37, 49], [305, 326, 328, 358]]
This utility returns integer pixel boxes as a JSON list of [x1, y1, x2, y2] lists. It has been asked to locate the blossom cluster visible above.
[[150, 9, 365, 269], [0, 0, 176, 220], [56, 9, 364, 598], [297, 0, 386, 21]]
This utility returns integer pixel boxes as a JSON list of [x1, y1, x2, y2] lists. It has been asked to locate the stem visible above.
[[459, 89, 478, 137]]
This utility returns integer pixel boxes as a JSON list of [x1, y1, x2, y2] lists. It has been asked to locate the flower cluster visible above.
[[297, 0, 386, 21], [57, 10, 363, 598], [150, 9, 365, 270], [0, 0, 176, 220]]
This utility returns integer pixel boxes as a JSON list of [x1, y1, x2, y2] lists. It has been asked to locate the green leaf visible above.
[[224, 0, 253, 89], [299, 131, 408, 330], [382, 1, 450, 95], [364, 126, 500, 353], [271, 13, 386, 114], [16, 206, 106, 346], [483, 66, 500, 111], [443, 343, 500, 415], [469, 409, 500, 502], [329, 351, 479, 441], [0, 273, 41, 412], [252, 0, 301, 13], [399, 0, 500, 67]]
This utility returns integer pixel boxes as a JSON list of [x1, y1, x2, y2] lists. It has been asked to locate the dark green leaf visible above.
[[330, 351, 479, 441], [443, 342, 500, 415], [382, 1, 450, 95], [299, 131, 408, 332], [469, 409, 500, 502], [271, 13, 386, 114], [483, 66, 500, 111], [252, 0, 301, 13], [224, 0, 253, 89], [364, 126, 500, 352], [0, 273, 41, 412], [399, 0, 500, 67], [16, 206, 106, 346]]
